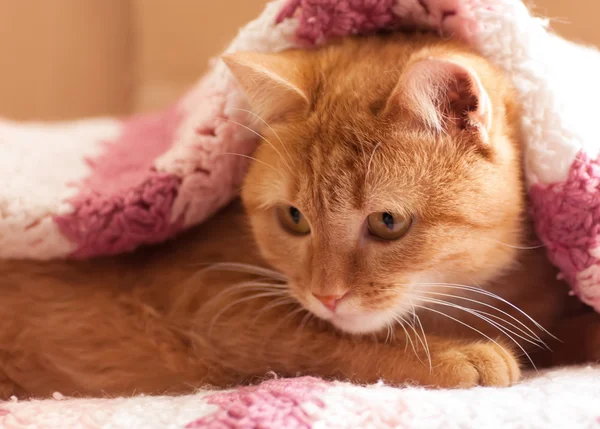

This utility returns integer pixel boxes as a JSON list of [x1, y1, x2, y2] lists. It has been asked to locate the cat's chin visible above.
[[326, 311, 396, 335]]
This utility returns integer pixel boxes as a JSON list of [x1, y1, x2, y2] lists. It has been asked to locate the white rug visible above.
[[1, 367, 598, 428]]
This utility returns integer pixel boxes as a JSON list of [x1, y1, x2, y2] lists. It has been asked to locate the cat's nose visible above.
[[313, 293, 346, 312]]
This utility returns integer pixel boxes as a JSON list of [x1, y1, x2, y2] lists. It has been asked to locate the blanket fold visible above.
[[3, 0, 599, 311]]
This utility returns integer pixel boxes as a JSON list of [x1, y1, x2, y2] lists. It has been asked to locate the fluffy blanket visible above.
[[2, 0, 600, 312], [2, 0, 600, 427], [0, 367, 598, 428]]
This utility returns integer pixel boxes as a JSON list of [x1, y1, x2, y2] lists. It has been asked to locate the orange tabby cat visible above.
[[0, 33, 594, 399]]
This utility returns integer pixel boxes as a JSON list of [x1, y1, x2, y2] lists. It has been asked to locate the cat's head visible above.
[[223, 35, 523, 334]]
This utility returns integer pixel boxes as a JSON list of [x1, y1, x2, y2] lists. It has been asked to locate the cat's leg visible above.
[[417, 339, 521, 387], [197, 286, 521, 388], [0, 290, 209, 399], [206, 320, 521, 388], [334, 337, 521, 388], [0, 302, 520, 396]]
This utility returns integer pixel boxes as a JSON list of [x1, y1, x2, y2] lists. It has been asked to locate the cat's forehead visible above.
[[289, 122, 381, 209], [275, 113, 473, 219], [285, 138, 416, 219]]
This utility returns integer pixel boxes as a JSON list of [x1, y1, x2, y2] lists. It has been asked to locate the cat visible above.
[[0, 32, 595, 399]]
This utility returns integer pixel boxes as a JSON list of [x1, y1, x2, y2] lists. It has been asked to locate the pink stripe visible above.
[[276, 0, 477, 47], [276, 0, 400, 46], [84, 107, 182, 195], [55, 107, 184, 258], [186, 377, 329, 429], [55, 172, 182, 259], [530, 151, 600, 306]]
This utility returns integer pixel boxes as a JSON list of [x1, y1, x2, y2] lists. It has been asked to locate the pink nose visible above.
[[313, 293, 346, 312]]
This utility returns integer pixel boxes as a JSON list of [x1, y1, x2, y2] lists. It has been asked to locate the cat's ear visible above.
[[386, 57, 492, 143], [222, 52, 310, 122]]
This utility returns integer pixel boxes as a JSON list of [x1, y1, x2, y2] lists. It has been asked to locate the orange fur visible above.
[[0, 33, 594, 399]]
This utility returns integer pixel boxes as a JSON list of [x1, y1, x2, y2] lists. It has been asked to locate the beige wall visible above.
[[0, 0, 266, 120], [0, 0, 596, 120], [131, 0, 266, 112], [530, 1, 598, 46], [0, 0, 133, 120]]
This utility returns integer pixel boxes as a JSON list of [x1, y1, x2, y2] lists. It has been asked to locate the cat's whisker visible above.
[[398, 281, 558, 341], [403, 312, 431, 368], [385, 322, 393, 344], [415, 297, 538, 371], [411, 306, 432, 370], [199, 262, 287, 282], [295, 312, 314, 337], [252, 297, 299, 325], [217, 152, 283, 176], [203, 281, 289, 313], [286, 305, 308, 321], [413, 304, 518, 368], [419, 295, 543, 349], [374, 282, 549, 347], [491, 240, 546, 250], [212, 281, 287, 300], [472, 308, 548, 349], [216, 289, 290, 307], [468, 307, 549, 349], [389, 322, 396, 343], [271, 306, 308, 332], [257, 296, 297, 312], [367, 282, 550, 351], [225, 118, 294, 175], [233, 184, 248, 194], [229, 108, 293, 163], [208, 290, 290, 334], [473, 275, 555, 339], [479, 311, 552, 351], [393, 314, 421, 363], [412, 289, 548, 348], [392, 315, 410, 352], [231, 279, 287, 288]]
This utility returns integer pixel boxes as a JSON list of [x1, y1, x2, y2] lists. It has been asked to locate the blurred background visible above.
[[0, 0, 595, 121]]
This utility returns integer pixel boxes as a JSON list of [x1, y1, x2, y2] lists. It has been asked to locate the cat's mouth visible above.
[[305, 293, 402, 334], [327, 311, 399, 334]]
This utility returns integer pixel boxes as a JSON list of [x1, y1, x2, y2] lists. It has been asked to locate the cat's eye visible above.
[[276, 205, 311, 235], [367, 212, 412, 241]]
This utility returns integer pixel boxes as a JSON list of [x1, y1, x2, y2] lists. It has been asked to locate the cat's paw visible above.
[[432, 342, 520, 388]]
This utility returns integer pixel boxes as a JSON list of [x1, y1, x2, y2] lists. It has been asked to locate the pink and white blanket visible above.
[[2, 0, 599, 309], [2, 0, 600, 427], [1, 367, 600, 428]]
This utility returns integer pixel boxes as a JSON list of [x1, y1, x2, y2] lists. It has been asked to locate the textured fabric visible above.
[[1, 367, 599, 429], [2, 0, 600, 313], [2, 0, 600, 312], [3, 1, 600, 425], [0, 1, 296, 260]]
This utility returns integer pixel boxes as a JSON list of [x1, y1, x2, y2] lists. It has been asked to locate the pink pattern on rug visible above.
[[530, 151, 600, 306], [185, 377, 330, 429], [55, 107, 184, 259]]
